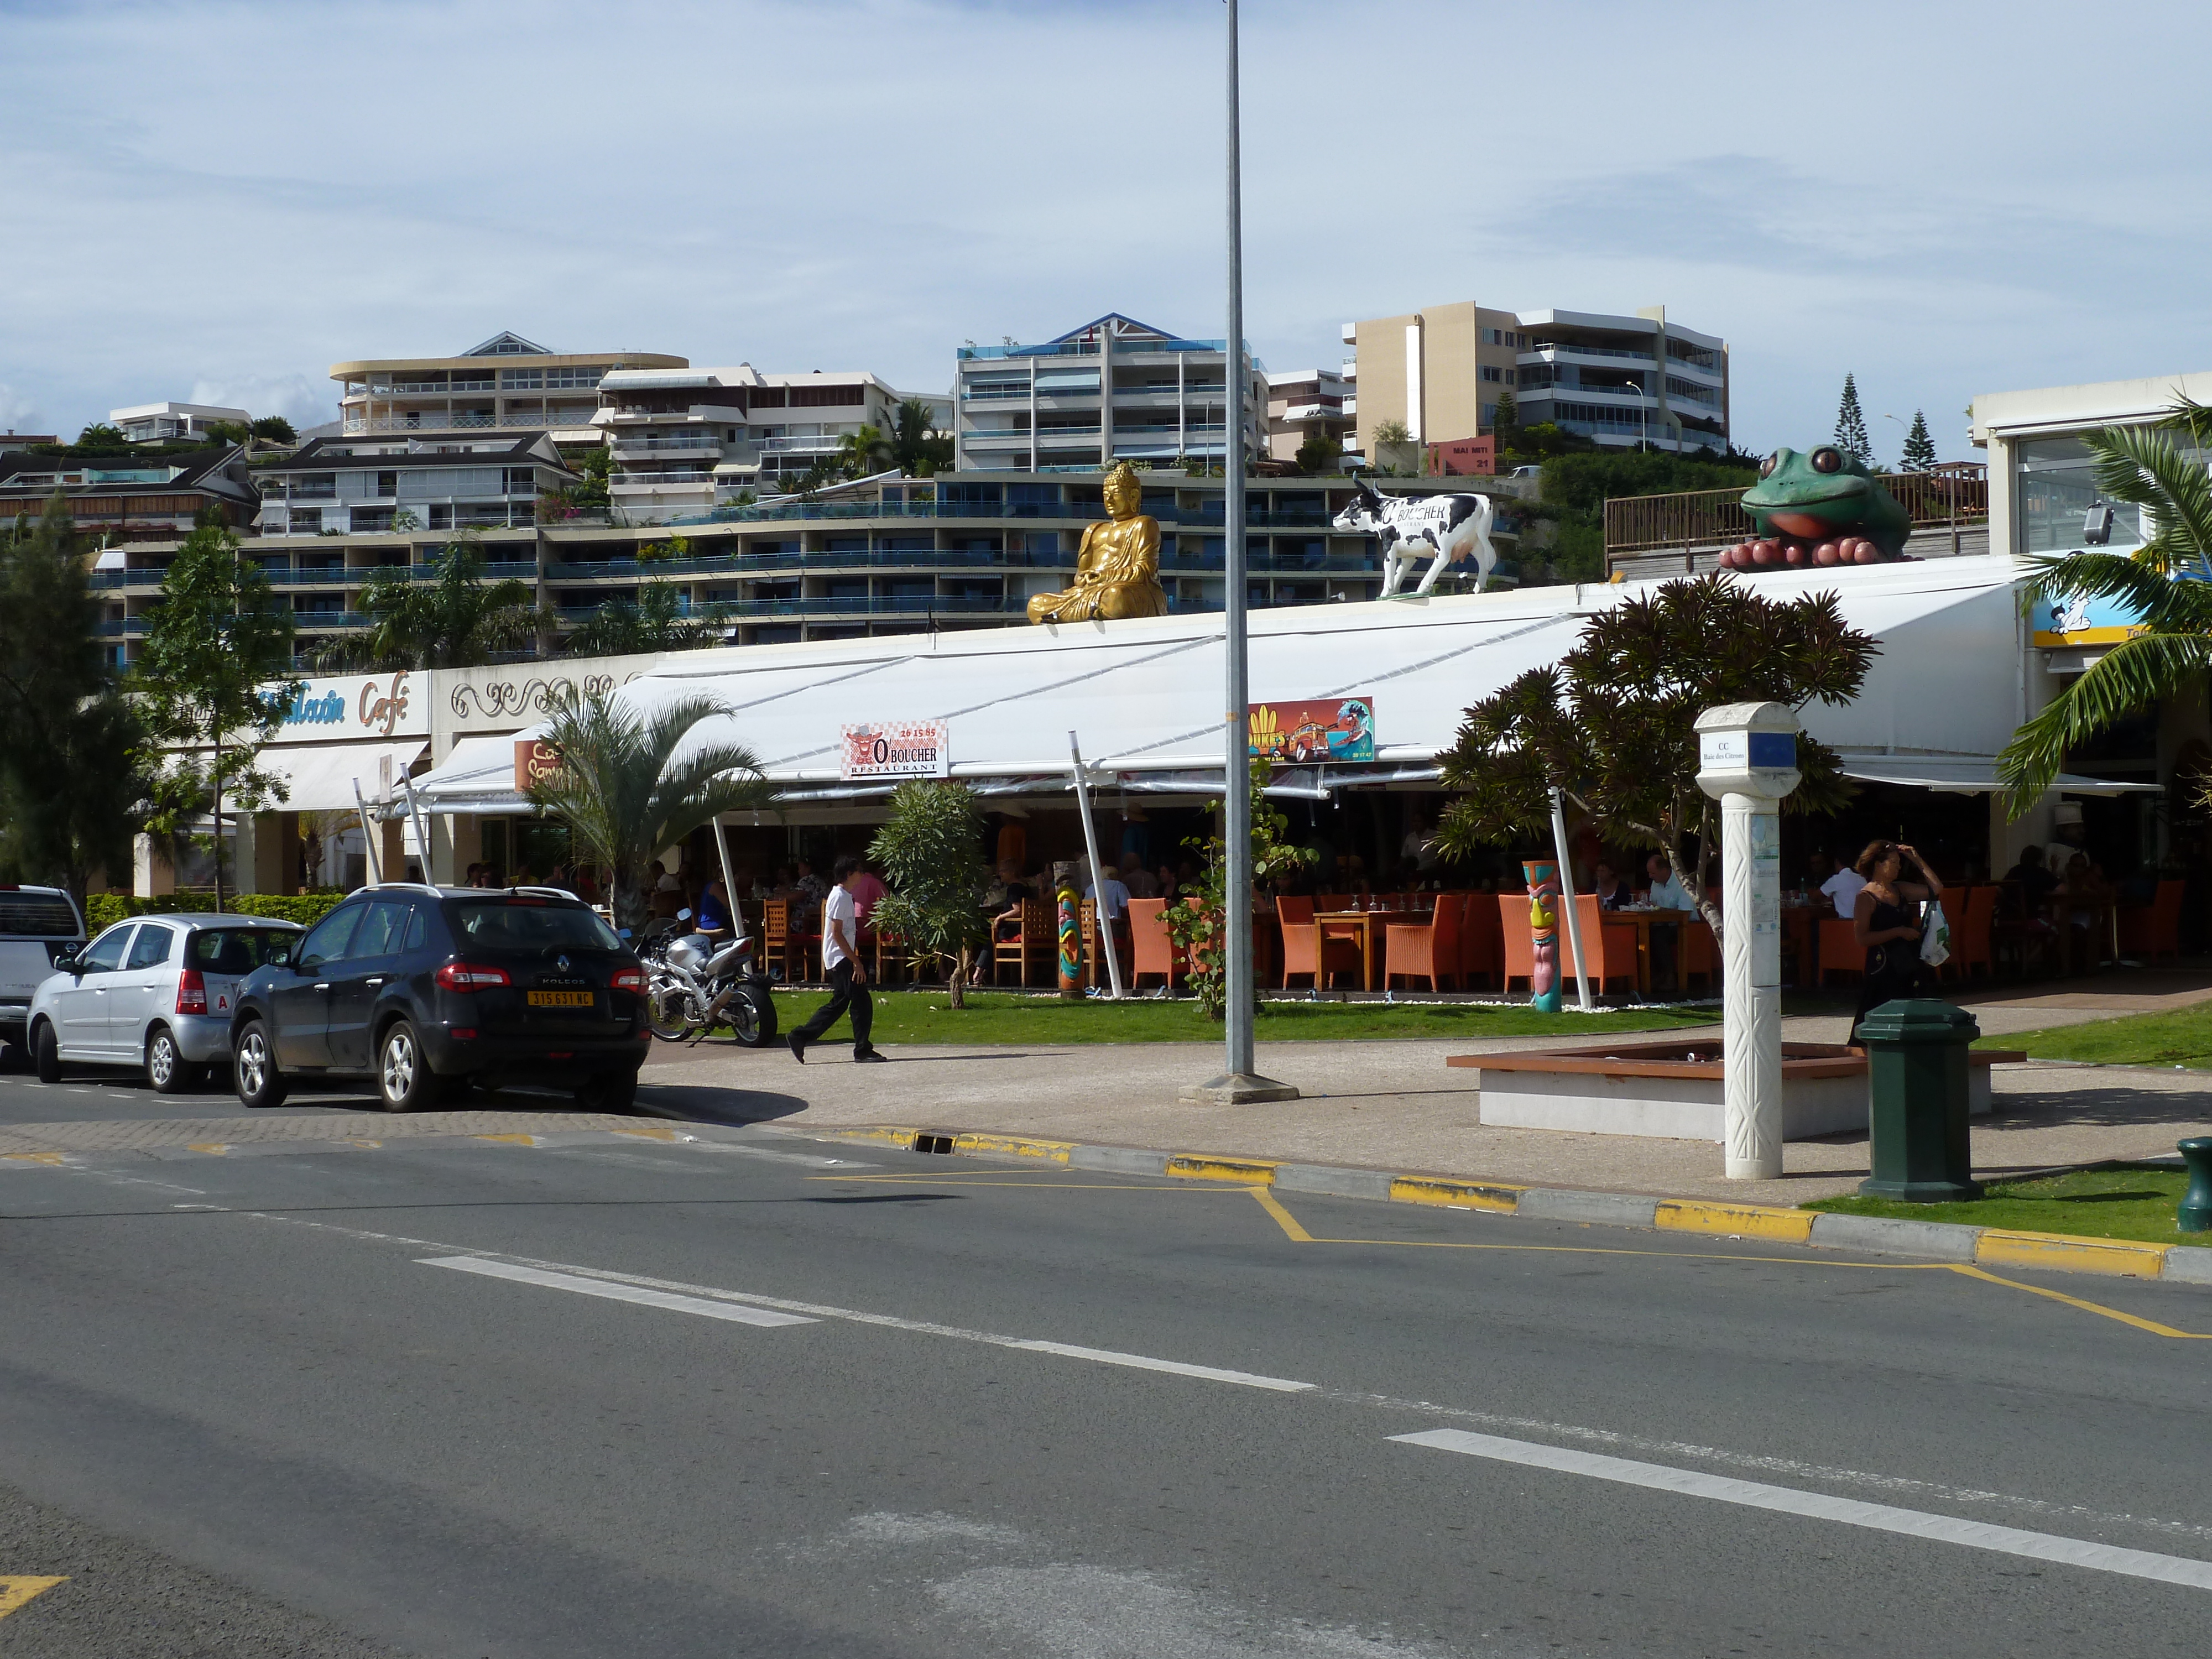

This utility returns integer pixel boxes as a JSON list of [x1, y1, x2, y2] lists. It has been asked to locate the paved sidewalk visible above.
[[638, 974, 2212, 1207]]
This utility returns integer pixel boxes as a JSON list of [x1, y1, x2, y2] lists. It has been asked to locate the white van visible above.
[[1, 885, 87, 1062]]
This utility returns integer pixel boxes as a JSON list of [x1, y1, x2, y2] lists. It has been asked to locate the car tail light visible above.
[[611, 967, 646, 993], [175, 968, 207, 1015], [435, 962, 512, 991]]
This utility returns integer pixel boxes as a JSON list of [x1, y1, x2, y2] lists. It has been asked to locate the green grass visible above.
[[1973, 1003, 2212, 1071], [1806, 1164, 2208, 1249], [757, 988, 1719, 1046]]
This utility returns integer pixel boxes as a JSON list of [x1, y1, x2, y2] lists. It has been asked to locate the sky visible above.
[[5, 0, 2211, 465]]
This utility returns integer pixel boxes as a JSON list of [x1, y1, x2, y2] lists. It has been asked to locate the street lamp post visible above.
[[1181, 0, 1296, 1107]]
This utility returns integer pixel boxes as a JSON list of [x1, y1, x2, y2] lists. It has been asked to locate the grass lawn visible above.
[[1973, 1003, 2212, 1070], [757, 988, 1719, 1046], [1806, 1164, 2208, 1249]]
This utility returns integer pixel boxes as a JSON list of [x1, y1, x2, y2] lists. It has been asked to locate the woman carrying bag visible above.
[[1849, 839, 1942, 1041]]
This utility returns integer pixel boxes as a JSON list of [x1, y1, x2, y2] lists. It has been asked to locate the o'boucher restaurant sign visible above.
[[840, 720, 950, 780]]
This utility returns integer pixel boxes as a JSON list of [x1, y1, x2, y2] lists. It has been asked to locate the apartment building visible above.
[[953, 314, 1268, 472], [595, 367, 948, 526], [1265, 368, 1355, 465], [330, 332, 685, 444], [110, 401, 249, 444], [1344, 301, 1729, 462], [0, 445, 257, 541]]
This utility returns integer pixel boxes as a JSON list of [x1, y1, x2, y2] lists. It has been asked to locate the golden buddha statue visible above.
[[1026, 461, 1170, 624]]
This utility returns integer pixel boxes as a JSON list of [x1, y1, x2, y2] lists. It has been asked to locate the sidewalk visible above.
[[638, 972, 2212, 1209]]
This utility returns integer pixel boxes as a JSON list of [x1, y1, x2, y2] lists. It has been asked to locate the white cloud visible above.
[[0, 382, 41, 437], [4, 0, 2210, 464]]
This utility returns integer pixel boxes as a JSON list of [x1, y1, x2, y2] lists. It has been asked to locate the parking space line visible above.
[[420, 1256, 819, 1327], [0, 1578, 66, 1619], [1392, 1427, 2212, 1590]]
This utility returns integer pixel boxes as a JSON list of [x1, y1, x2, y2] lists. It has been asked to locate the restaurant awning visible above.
[[1837, 755, 2161, 796], [261, 739, 429, 812], [409, 734, 532, 816]]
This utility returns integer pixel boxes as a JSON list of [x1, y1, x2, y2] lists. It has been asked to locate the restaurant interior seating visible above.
[[1383, 893, 1462, 993], [1276, 895, 1360, 990], [2120, 879, 2185, 963], [993, 898, 1056, 987], [1127, 897, 1186, 991]]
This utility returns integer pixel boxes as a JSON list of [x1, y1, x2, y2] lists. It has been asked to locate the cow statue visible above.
[[1332, 481, 1500, 598]]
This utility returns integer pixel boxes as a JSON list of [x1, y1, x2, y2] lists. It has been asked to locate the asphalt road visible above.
[[0, 1060, 2208, 1657]]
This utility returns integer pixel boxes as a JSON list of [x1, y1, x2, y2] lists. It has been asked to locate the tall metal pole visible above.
[[1181, 0, 1295, 1105], [1068, 733, 1124, 1000]]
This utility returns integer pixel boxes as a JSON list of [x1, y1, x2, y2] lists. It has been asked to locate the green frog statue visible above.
[[1722, 445, 1911, 570]]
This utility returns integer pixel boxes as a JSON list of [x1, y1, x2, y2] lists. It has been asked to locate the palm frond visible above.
[[2084, 424, 2212, 577], [1997, 630, 2212, 813], [2020, 551, 2212, 636]]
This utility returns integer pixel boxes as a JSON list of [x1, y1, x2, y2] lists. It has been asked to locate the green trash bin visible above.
[[1857, 998, 1983, 1203], [2178, 1138, 2212, 1233]]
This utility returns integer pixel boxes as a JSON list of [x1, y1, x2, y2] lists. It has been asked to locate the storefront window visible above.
[[2015, 437, 2144, 555]]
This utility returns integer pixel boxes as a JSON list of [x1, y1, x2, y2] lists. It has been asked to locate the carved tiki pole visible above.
[[1524, 858, 1563, 1014]]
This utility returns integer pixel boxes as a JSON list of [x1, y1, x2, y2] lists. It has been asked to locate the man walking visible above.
[[789, 855, 884, 1065]]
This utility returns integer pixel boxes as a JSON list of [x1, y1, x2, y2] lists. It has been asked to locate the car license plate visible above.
[[528, 990, 594, 1008]]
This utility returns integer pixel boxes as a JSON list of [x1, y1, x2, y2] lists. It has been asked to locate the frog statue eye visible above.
[[1811, 447, 1844, 474], [1759, 452, 1778, 478]]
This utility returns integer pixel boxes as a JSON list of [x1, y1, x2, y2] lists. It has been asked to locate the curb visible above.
[[787, 1122, 2212, 1285]]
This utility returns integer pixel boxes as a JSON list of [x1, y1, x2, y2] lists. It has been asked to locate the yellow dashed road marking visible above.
[[0, 1578, 66, 1619]]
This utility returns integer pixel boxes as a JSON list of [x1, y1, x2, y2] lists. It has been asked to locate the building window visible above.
[[2016, 436, 2147, 555], [1480, 365, 1501, 383], [288, 509, 322, 533]]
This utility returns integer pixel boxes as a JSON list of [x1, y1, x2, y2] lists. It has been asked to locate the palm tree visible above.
[[317, 535, 540, 671], [564, 578, 730, 659], [1997, 399, 2212, 815], [524, 690, 771, 933], [837, 424, 891, 478], [890, 398, 954, 477]]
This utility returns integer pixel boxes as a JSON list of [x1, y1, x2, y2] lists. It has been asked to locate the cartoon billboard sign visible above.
[[1248, 697, 1375, 764], [2031, 591, 2146, 649]]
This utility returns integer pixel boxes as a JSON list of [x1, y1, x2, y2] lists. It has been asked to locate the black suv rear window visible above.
[[0, 893, 82, 937], [187, 928, 296, 974], [443, 900, 622, 952]]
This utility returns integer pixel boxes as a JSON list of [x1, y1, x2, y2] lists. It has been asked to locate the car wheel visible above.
[[375, 1020, 440, 1113], [577, 1070, 638, 1113], [34, 1023, 64, 1084], [233, 1020, 288, 1109], [146, 1027, 205, 1095]]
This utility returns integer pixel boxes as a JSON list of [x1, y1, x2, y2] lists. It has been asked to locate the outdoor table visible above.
[[1311, 901, 1424, 992], [1610, 906, 1698, 997]]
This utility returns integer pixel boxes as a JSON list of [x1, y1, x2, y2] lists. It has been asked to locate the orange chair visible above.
[[1956, 884, 1996, 980], [1459, 891, 1501, 991], [993, 898, 1055, 987], [1127, 898, 1185, 991], [1568, 894, 1641, 997], [1498, 894, 1537, 993], [1276, 895, 1359, 990], [1818, 916, 1863, 985], [1681, 917, 1719, 992], [2119, 879, 2185, 963], [1384, 893, 1463, 993]]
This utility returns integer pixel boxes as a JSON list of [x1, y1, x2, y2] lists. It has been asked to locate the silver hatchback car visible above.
[[29, 914, 304, 1092]]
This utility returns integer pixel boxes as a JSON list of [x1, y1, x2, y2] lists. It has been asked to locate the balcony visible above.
[[961, 385, 1031, 401], [612, 473, 717, 489], [611, 436, 723, 457], [1520, 343, 1656, 368], [341, 408, 595, 435], [756, 434, 848, 456]]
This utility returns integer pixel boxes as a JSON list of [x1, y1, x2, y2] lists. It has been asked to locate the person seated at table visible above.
[[1119, 850, 1159, 900], [986, 860, 1035, 941], [1809, 848, 1866, 919], [846, 859, 888, 930], [1590, 859, 1629, 910], [1644, 852, 1692, 911], [2052, 852, 2114, 975], [695, 877, 734, 942], [1154, 863, 1180, 902], [2002, 844, 2059, 911]]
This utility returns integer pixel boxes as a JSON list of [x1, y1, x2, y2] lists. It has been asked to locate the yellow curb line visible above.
[[1655, 1198, 1817, 1244], [1974, 1228, 2170, 1279], [953, 1133, 1074, 1164], [1389, 1176, 1525, 1213], [1165, 1155, 1278, 1185]]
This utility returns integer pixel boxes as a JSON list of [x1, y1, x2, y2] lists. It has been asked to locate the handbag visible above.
[[1919, 899, 1951, 968]]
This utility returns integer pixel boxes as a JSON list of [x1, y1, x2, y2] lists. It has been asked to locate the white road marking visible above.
[[421, 1256, 818, 1327], [1006, 1340, 1312, 1392], [1393, 1428, 2212, 1591]]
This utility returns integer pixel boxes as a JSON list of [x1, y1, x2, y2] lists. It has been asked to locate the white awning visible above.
[[410, 734, 532, 815], [1838, 756, 2161, 796], [262, 740, 428, 812]]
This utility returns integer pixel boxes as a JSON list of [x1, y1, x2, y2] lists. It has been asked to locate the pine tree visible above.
[[1900, 409, 1937, 471], [1832, 374, 1872, 463]]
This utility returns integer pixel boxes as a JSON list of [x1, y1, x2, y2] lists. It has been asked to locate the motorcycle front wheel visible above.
[[727, 984, 778, 1048]]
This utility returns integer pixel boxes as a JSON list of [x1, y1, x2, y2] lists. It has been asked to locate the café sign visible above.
[[839, 719, 950, 780], [514, 738, 565, 791], [274, 671, 426, 739]]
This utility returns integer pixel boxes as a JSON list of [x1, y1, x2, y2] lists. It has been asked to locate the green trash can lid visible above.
[[1858, 998, 1979, 1044]]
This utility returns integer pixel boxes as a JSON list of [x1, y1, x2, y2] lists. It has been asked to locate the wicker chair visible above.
[[992, 898, 1055, 987]]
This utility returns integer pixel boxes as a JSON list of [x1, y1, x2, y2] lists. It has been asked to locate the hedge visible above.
[[84, 891, 352, 933]]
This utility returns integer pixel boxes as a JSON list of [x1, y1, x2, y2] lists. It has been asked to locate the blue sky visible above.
[[4, 0, 2209, 465]]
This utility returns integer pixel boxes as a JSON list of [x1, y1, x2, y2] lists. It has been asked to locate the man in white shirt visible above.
[[1084, 868, 1131, 921], [1645, 852, 1693, 911], [1816, 853, 1867, 920], [789, 855, 884, 1065]]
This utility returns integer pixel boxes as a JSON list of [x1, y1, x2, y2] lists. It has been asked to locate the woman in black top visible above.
[[1850, 839, 1940, 1039]]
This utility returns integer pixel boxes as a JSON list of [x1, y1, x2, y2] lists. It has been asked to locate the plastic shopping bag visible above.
[[1919, 899, 1951, 968]]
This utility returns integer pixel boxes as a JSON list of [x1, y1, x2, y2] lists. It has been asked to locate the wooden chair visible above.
[[993, 898, 1055, 987], [1384, 893, 1463, 993], [1681, 917, 1719, 993], [761, 900, 799, 983], [1127, 897, 1185, 992], [1276, 895, 1358, 990], [2119, 879, 2185, 963], [1957, 884, 1996, 981], [1497, 894, 1537, 994], [1562, 895, 1642, 997], [1459, 891, 1501, 992], [868, 924, 906, 987], [1079, 898, 1129, 988], [1818, 916, 1863, 985]]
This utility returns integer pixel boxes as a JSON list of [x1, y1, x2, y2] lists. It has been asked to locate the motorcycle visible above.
[[640, 909, 779, 1048]]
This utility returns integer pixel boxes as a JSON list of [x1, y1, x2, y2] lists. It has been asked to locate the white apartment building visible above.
[[110, 401, 249, 444], [595, 366, 950, 526], [1265, 368, 1354, 464], [331, 332, 686, 444], [953, 314, 1268, 473]]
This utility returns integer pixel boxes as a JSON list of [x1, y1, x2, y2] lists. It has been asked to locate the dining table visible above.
[[1606, 905, 1698, 997]]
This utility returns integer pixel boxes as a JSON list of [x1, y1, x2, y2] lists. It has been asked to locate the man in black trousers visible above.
[[789, 855, 885, 1064]]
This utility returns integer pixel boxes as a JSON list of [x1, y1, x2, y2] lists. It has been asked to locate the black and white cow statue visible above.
[[1332, 481, 1500, 598]]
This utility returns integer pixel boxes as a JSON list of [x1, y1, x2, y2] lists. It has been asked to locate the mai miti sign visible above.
[[839, 720, 950, 780]]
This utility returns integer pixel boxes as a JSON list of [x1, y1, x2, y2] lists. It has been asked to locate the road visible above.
[[0, 1057, 2207, 1657]]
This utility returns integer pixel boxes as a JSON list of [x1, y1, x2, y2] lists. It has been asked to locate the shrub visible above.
[[85, 890, 352, 932]]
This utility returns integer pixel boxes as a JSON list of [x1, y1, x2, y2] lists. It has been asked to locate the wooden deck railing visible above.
[[1604, 466, 1990, 562]]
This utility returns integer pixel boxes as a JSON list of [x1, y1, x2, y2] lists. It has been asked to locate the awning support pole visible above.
[[709, 813, 743, 945], [1068, 732, 1124, 1000], [400, 775, 433, 884], [1550, 786, 1595, 1011], [353, 781, 382, 889]]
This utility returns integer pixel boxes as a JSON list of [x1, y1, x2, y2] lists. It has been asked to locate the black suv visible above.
[[229, 885, 650, 1112]]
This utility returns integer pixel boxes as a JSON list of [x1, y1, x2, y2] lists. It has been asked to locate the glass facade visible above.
[[2014, 436, 2145, 554]]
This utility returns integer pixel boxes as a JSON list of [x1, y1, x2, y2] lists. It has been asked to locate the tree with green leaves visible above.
[[524, 690, 769, 935], [890, 398, 956, 477], [1491, 387, 1519, 447], [133, 519, 300, 911], [249, 415, 297, 445], [542, 445, 611, 520], [1161, 759, 1310, 1019], [319, 535, 540, 671], [1900, 409, 1938, 471], [1997, 399, 2212, 815], [837, 424, 891, 479], [0, 497, 147, 903], [1833, 374, 1873, 464], [564, 578, 729, 659], [867, 780, 994, 1008], [1437, 573, 1875, 941], [75, 422, 126, 447]]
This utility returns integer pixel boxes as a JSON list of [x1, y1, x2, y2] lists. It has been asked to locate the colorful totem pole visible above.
[[1524, 858, 1563, 1014], [1056, 881, 1083, 998]]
